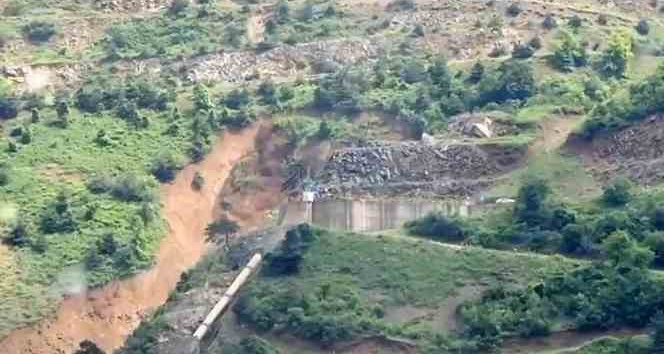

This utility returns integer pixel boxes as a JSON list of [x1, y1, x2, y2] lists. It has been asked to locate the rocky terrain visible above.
[[314, 140, 527, 198], [572, 115, 664, 185]]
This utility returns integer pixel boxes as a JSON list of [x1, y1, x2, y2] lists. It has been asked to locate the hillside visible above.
[[2, 0, 664, 353]]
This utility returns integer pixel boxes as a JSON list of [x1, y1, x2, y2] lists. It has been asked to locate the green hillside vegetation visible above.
[[227, 225, 581, 353]]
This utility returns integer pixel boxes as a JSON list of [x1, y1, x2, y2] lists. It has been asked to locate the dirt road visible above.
[[0, 124, 264, 354]]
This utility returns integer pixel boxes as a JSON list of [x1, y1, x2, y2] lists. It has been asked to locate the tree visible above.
[[514, 177, 551, 227], [56, 99, 70, 127], [552, 31, 587, 72], [31, 108, 40, 123], [598, 30, 633, 78], [469, 61, 485, 84], [19, 127, 32, 144], [602, 177, 633, 206], [206, 217, 240, 247], [604, 231, 654, 268], [193, 83, 214, 113]]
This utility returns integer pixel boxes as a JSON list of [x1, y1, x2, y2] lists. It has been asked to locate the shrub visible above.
[[264, 224, 317, 276], [412, 24, 425, 37], [469, 61, 485, 83], [169, 0, 190, 15], [386, 0, 416, 11], [598, 14, 608, 25], [4, 222, 29, 247], [191, 172, 205, 191], [22, 21, 56, 42], [40, 192, 78, 234], [88, 174, 156, 203], [542, 14, 557, 29], [551, 31, 587, 71], [405, 212, 470, 242], [506, 2, 522, 16], [512, 42, 535, 59], [602, 177, 632, 206], [223, 89, 252, 109], [0, 164, 8, 186], [597, 30, 633, 78], [528, 36, 542, 50], [0, 96, 18, 120], [150, 153, 184, 183], [635, 19, 650, 35], [644, 232, 664, 267], [568, 15, 583, 29]]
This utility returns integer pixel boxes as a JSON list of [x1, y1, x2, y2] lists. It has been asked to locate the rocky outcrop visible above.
[[314, 140, 526, 198]]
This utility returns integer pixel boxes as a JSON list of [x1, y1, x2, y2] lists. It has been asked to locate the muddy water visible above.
[[283, 199, 473, 232], [1, 125, 263, 354]]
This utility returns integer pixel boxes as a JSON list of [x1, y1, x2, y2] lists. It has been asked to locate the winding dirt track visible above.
[[1, 124, 262, 354]]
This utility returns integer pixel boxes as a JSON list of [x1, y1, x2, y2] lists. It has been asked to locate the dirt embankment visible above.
[[0, 124, 279, 354], [567, 115, 664, 185], [314, 141, 527, 199]]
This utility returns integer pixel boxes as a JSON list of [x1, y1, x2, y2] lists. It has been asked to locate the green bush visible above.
[[87, 174, 157, 203], [602, 177, 633, 206], [551, 31, 587, 72], [40, 192, 78, 234], [22, 21, 56, 42], [635, 19, 650, 35], [150, 153, 184, 183], [405, 212, 471, 242]]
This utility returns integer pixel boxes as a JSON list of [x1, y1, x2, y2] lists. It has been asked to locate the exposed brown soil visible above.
[[567, 115, 664, 185], [0, 124, 275, 354]]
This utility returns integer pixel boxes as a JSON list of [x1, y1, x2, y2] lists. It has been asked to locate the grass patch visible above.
[[488, 152, 600, 202]]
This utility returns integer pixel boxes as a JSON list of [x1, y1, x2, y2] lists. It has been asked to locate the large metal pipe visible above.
[[193, 253, 263, 340]]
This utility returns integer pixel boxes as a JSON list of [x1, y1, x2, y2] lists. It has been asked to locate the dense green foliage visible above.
[[461, 261, 663, 350], [312, 56, 537, 135], [582, 62, 664, 138]]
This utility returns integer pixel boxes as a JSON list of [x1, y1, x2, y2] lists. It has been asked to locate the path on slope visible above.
[[1, 124, 264, 354]]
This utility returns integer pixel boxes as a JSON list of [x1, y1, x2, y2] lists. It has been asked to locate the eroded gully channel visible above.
[[1, 124, 266, 354]]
